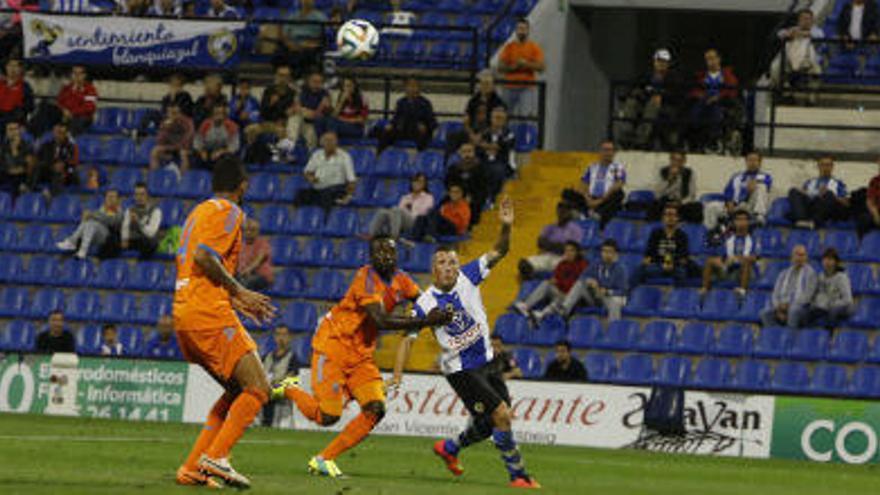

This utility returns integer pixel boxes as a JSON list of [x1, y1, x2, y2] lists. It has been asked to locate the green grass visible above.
[[0, 413, 875, 495]]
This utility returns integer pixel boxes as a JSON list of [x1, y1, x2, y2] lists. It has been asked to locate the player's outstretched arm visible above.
[[194, 248, 276, 324], [364, 304, 453, 332], [485, 196, 514, 269]]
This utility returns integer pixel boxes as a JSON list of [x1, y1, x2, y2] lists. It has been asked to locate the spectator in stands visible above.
[[83, 166, 101, 191], [237, 218, 274, 291], [121, 182, 162, 258], [556, 239, 628, 322], [244, 65, 301, 162], [615, 48, 684, 150], [704, 151, 771, 231], [147, 0, 182, 16], [518, 201, 583, 278], [382, 0, 417, 36], [56, 188, 122, 259], [631, 204, 699, 286], [138, 73, 193, 136], [377, 77, 437, 152], [498, 18, 545, 118], [1, 121, 33, 195], [761, 244, 817, 328], [280, 0, 328, 76], [143, 314, 180, 360], [701, 209, 756, 297], [412, 182, 471, 242], [447, 70, 507, 156], [773, 9, 824, 98], [0, 59, 34, 126], [261, 325, 299, 427], [480, 107, 517, 204], [29, 122, 78, 196], [192, 73, 227, 126], [331, 77, 369, 139], [296, 131, 355, 211], [445, 142, 488, 227], [687, 48, 741, 153], [56, 65, 98, 135], [648, 151, 701, 223], [194, 103, 240, 169], [229, 79, 260, 128], [488, 334, 523, 381], [36, 310, 75, 354], [838, 0, 879, 48], [543, 340, 587, 382], [788, 155, 849, 229], [99, 324, 125, 356], [565, 140, 626, 228], [299, 71, 332, 149], [206, 0, 238, 17], [856, 158, 880, 236], [119, 0, 149, 15], [514, 241, 587, 324], [149, 104, 194, 175], [802, 248, 855, 329], [367, 173, 434, 240]]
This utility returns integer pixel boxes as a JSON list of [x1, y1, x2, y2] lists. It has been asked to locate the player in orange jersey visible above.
[[274, 236, 453, 477], [172, 156, 276, 489]]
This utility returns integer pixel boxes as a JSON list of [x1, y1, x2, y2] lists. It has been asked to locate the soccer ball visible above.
[[336, 19, 380, 60]]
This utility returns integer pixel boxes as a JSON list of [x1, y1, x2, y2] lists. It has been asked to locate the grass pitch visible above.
[[0, 413, 874, 495]]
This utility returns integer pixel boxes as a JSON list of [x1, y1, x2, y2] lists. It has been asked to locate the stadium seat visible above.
[[576, 219, 600, 248], [856, 231, 880, 262], [788, 328, 830, 361], [100, 137, 134, 165], [602, 220, 636, 252], [288, 207, 325, 235], [1, 320, 36, 352], [850, 297, 880, 328], [415, 150, 445, 179], [674, 322, 714, 355], [278, 175, 310, 202], [305, 269, 347, 300], [595, 319, 639, 351], [158, 198, 185, 229], [45, 194, 83, 223], [269, 237, 299, 267], [14, 224, 53, 253], [525, 315, 567, 346], [267, 268, 307, 298], [689, 358, 733, 389], [134, 295, 172, 325], [0, 287, 28, 318], [394, 39, 426, 61], [682, 224, 707, 255], [323, 208, 360, 237], [785, 229, 820, 257], [427, 41, 460, 66], [77, 325, 102, 355], [513, 349, 543, 379], [849, 366, 880, 398], [98, 293, 137, 324], [0, 253, 24, 284], [754, 261, 787, 290], [109, 168, 142, 195], [754, 228, 785, 258], [147, 168, 179, 197], [810, 364, 848, 396], [296, 238, 335, 267], [348, 148, 376, 176], [57, 258, 96, 287], [731, 291, 768, 323], [374, 148, 412, 177], [92, 107, 127, 134], [754, 326, 794, 359], [125, 261, 166, 291], [0, 191, 10, 218], [848, 264, 877, 295], [767, 198, 791, 226], [732, 359, 771, 391], [771, 362, 810, 393], [567, 316, 602, 349], [400, 243, 435, 273], [245, 173, 281, 202], [622, 287, 662, 317], [494, 313, 528, 345], [350, 179, 377, 207], [77, 135, 102, 163], [658, 288, 700, 319], [514, 123, 538, 153], [283, 302, 318, 333], [257, 205, 290, 235], [118, 326, 144, 355], [334, 239, 369, 268], [92, 259, 130, 289], [10, 192, 46, 221], [0, 223, 15, 251], [66, 291, 101, 321], [828, 330, 869, 363], [628, 222, 658, 254], [713, 324, 754, 357], [636, 320, 676, 352], [616, 354, 655, 385], [823, 230, 859, 260], [176, 170, 212, 199], [28, 288, 65, 319], [698, 289, 739, 321], [583, 352, 616, 382], [131, 138, 155, 166], [656, 356, 692, 386]]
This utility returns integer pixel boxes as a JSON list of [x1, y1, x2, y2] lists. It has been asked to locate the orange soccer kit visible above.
[[286, 265, 420, 460], [172, 197, 265, 472]]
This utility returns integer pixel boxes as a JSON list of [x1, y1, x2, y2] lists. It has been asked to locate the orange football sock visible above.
[[205, 388, 267, 459], [183, 393, 233, 471], [285, 387, 322, 423], [320, 412, 378, 460]]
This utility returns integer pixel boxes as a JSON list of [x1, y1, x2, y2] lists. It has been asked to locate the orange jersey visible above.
[[499, 40, 544, 86], [313, 266, 420, 359], [173, 197, 245, 331]]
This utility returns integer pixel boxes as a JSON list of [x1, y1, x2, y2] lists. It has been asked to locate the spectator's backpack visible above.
[[643, 385, 685, 436]]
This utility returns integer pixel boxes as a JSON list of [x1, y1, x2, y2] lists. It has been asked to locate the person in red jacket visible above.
[[56, 65, 98, 135], [687, 48, 741, 152], [514, 241, 587, 325], [0, 59, 34, 126]]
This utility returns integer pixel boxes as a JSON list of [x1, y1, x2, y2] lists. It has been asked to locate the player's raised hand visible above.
[[498, 196, 514, 226], [232, 287, 277, 324]]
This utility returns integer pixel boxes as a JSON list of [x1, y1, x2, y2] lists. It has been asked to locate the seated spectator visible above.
[[279, 0, 327, 76], [701, 209, 757, 296], [514, 241, 587, 323], [382, 0, 417, 36], [194, 104, 240, 169], [687, 48, 741, 153], [614, 48, 684, 150], [0, 59, 34, 126], [36, 310, 75, 354], [518, 201, 583, 278], [488, 334, 523, 381], [446, 142, 489, 227], [704, 151, 771, 231], [772, 9, 824, 96], [367, 173, 434, 240], [29, 122, 78, 196], [83, 166, 101, 191], [206, 0, 238, 17], [149, 104, 194, 175], [856, 157, 880, 236], [56, 65, 97, 135], [139, 73, 193, 135], [555, 239, 628, 321], [331, 77, 369, 139], [299, 71, 332, 149], [229, 79, 260, 128], [377, 77, 436, 152], [237, 218, 274, 291], [261, 325, 299, 427], [412, 182, 471, 242], [631, 205, 699, 286], [100, 324, 125, 356], [244, 65, 301, 162], [564, 140, 626, 227], [760, 244, 817, 328], [648, 151, 702, 223], [498, 18, 545, 118], [447, 70, 506, 157], [118, 0, 149, 15], [121, 182, 162, 258], [802, 248, 855, 329], [479, 107, 517, 204], [788, 155, 849, 230], [295, 131, 355, 211], [56, 188, 122, 259], [0, 121, 34, 195], [147, 0, 182, 16], [192, 73, 227, 127], [543, 340, 587, 382], [143, 314, 180, 360]]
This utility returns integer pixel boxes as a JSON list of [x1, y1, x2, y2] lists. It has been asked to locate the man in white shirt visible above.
[[295, 131, 356, 211], [121, 182, 163, 258], [772, 9, 825, 91]]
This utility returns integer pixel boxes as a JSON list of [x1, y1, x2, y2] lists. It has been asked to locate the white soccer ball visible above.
[[336, 19, 380, 60]]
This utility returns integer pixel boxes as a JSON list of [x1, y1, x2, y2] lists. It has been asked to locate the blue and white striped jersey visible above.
[[411, 255, 493, 375]]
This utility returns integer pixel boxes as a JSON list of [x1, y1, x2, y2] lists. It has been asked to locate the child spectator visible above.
[[514, 241, 587, 324], [803, 248, 854, 329], [367, 173, 434, 240], [229, 79, 260, 127], [100, 324, 125, 356], [555, 239, 628, 321], [445, 142, 489, 227], [143, 314, 181, 360], [413, 183, 471, 242]]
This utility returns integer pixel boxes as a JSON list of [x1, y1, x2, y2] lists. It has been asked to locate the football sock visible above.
[[205, 388, 268, 459], [284, 387, 323, 423], [447, 416, 493, 455], [492, 429, 528, 480], [183, 393, 232, 471], [320, 412, 378, 460]]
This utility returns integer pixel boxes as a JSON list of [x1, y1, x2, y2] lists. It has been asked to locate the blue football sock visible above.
[[444, 438, 461, 456], [491, 429, 527, 480]]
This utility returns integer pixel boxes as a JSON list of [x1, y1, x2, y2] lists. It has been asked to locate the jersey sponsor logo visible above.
[[445, 322, 483, 352]]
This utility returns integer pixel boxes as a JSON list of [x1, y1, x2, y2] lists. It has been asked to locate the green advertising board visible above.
[[0, 354, 189, 422], [771, 396, 880, 464]]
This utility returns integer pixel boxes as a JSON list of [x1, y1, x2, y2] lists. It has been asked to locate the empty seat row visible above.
[[0, 256, 175, 292], [0, 289, 172, 325]]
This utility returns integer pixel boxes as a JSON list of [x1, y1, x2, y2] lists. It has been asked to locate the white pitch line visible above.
[[0, 434, 296, 446]]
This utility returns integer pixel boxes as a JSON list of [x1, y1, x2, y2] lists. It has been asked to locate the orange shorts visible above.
[[176, 323, 257, 384], [311, 352, 385, 418]]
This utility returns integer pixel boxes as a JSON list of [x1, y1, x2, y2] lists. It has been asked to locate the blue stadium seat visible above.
[[109, 168, 142, 195], [159, 198, 184, 229], [77, 136, 102, 163], [494, 313, 527, 344], [401, 243, 435, 273], [0, 253, 24, 284], [810, 364, 848, 396], [350, 179, 376, 207], [731, 291, 768, 323], [754, 228, 785, 258], [1, 320, 36, 351], [856, 232, 880, 262], [0, 191, 10, 218], [771, 362, 810, 393], [637, 320, 676, 352], [125, 261, 166, 291], [28, 288, 65, 319], [147, 167, 179, 198], [567, 316, 602, 349], [657, 356, 692, 386], [244, 173, 281, 202], [66, 291, 100, 321], [514, 123, 538, 152], [395, 39, 426, 61], [616, 354, 655, 385], [682, 224, 708, 255], [45, 194, 83, 223], [176, 170, 212, 199], [785, 229, 820, 257], [288, 206, 325, 235], [118, 326, 144, 355], [514, 349, 543, 379], [754, 261, 787, 290], [575, 219, 600, 248], [732, 359, 771, 391], [283, 302, 318, 333], [595, 319, 639, 351], [323, 208, 360, 237], [823, 230, 859, 260], [0, 287, 28, 318], [57, 258, 95, 287], [100, 137, 134, 165], [713, 324, 754, 357], [257, 205, 290, 235], [267, 268, 307, 298], [14, 224, 52, 253], [296, 238, 335, 267], [658, 288, 700, 319], [689, 358, 732, 389], [788, 328, 830, 361], [753, 326, 794, 359], [623, 287, 662, 317], [828, 330, 869, 363], [92, 107, 127, 134], [348, 148, 376, 176], [848, 264, 877, 295], [526, 315, 567, 346], [415, 150, 445, 179], [602, 219, 636, 252], [850, 297, 880, 328], [270, 237, 298, 267], [92, 259, 130, 289], [0, 223, 15, 251], [131, 138, 155, 167], [98, 293, 137, 323], [77, 325, 102, 355], [278, 175, 310, 202], [305, 269, 347, 300], [767, 198, 791, 227], [583, 352, 616, 382], [698, 289, 739, 321], [334, 239, 368, 269], [10, 192, 46, 221], [374, 148, 412, 177], [850, 366, 880, 398], [427, 41, 460, 67], [134, 294, 172, 325], [674, 322, 714, 355]]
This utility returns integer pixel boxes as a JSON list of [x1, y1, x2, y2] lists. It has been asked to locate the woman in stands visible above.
[[366, 173, 434, 242], [331, 77, 369, 139], [802, 248, 854, 330]]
